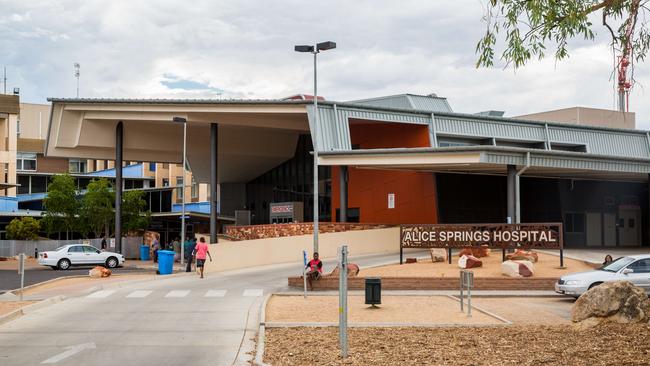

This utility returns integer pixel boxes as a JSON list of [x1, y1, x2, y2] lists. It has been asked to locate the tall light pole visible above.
[[74, 63, 80, 98], [173, 117, 187, 265], [294, 41, 336, 254]]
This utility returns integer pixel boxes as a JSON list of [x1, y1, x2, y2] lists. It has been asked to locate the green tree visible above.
[[476, 1, 650, 68], [122, 190, 151, 234], [42, 174, 78, 239], [80, 178, 114, 238], [6, 217, 41, 240]]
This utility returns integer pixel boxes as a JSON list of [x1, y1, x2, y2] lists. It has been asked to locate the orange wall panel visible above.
[[331, 121, 438, 224]]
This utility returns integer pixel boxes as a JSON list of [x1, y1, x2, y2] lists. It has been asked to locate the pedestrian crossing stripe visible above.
[[165, 290, 190, 298], [205, 290, 227, 297], [126, 290, 153, 298], [86, 290, 116, 298], [242, 289, 264, 297]]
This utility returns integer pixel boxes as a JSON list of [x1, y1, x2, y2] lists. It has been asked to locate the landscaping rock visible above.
[[429, 248, 446, 262], [405, 258, 417, 264], [458, 245, 490, 258], [89, 266, 111, 278], [501, 260, 534, 277], [506, 249, 538, 262], [458, 255, 482, 269], [572, 281, 650, 325]]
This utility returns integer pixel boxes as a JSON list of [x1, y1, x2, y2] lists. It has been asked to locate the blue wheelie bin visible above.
[[140, 245, 151, 261], [157, 250, 175, 275]]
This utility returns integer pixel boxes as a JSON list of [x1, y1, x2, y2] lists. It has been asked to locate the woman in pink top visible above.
[[193, 237, 212, 279]]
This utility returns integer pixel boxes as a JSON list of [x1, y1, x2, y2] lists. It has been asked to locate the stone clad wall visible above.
[[224, 222, 392, 241]]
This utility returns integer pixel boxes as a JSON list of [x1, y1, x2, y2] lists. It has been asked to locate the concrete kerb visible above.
[[253, 293, 272, 366], [0, 295, 65, 326], [263, 322, 512, 329], [273, 290, 564, 298]]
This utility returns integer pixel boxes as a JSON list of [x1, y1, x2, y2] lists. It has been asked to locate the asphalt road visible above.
[[0, 266, 150, 293], [0, 251, 421, 366]]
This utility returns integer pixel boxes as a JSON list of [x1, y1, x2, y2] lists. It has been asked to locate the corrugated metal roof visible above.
[[347, 93, 453, 112], [47, 97, 308, 105]]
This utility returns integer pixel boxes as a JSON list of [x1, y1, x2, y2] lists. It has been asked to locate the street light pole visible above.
[[173, 117, 188, 265], [295, 41, 336, 255]]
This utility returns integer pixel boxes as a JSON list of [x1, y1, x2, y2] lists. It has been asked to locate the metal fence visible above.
[[0, 237, 144, 259]]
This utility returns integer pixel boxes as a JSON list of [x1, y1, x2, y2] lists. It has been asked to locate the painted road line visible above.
[[165, 290, 190, 298], [86, 290, 116, 299], [242, 289, 264, 297], [41, 342, 96, 364], [126, 290, 152, 298], [205, 290, 227, 297]]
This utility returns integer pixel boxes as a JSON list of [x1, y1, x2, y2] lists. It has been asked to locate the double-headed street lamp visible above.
[[294, 41, 336, 254], [173, 116, 187, 265]]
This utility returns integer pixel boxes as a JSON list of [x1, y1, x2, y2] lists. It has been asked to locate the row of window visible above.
[[17, 152, 87, 173], [437, 137, 587, 152]]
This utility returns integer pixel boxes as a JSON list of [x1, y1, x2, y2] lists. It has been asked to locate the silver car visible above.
[[555, 254, 650, 297]]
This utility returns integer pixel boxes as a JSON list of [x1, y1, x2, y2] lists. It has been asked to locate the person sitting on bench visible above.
[[305, 252, 323, 290]]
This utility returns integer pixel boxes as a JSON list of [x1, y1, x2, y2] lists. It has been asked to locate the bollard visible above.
[[18, 253, 25, 301], [338, 245, 348, 358], [459, 270, 473, 317]]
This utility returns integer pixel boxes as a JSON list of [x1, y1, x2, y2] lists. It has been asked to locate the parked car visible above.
[[38, 244, 125, 270], [555, 254, 650, 297]]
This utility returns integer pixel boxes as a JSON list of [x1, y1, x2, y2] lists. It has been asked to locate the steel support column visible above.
[[339, 166, 348, 222], [115, 121, 123, 254], [210, 123, 219, 244], [505, 164, 517, 261]]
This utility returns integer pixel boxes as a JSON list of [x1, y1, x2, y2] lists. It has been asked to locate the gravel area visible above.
[[264, 324, 650, 365], [266, 295, 500, 325], [361, 252, 593, 278]]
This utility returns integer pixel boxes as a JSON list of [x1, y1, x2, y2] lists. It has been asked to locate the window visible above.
[[149, 162, 156, 172], [16, 119, 20, 138], [162, 163, 169, 169], [162, 178, 169, 187], [69, 159, 87, 173], [67, 246, 83, 253], [191, 177, 198, 199], [565, 213, 585, 233], [628, 259, 650, 273], [83, 246, 99, 254], [176, 176, 183, 199], [16, 152, 37, 171]]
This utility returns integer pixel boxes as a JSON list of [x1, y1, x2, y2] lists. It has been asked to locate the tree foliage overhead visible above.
[[476, 0, 650, 68], [122, 190, 151, 234]]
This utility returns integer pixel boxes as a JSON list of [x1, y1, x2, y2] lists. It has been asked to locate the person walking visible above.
[[184, 236, 196, 272], [193, 237, 212, 279]]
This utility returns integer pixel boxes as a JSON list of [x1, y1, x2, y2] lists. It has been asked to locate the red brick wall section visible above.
[[288, 276, 558, 291], [224, 222, 393, 241]]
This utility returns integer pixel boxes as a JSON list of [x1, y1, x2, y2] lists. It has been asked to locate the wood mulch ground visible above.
[[264, 324, 650, 365]]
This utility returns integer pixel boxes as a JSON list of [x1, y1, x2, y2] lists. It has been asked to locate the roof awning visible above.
[[318, 146, 650, 182], [46, 99, 311, 183]]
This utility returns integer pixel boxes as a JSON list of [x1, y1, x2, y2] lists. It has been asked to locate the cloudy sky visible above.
[[1, 0, 648, 127]]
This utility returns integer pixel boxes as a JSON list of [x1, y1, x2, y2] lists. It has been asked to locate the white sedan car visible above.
[[555, 254, 650, 297], [38, 244, 125, 270]]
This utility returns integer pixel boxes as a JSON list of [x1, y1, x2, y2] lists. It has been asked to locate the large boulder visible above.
[[458, 255, 482, 269], [572, 281, 650, 325]]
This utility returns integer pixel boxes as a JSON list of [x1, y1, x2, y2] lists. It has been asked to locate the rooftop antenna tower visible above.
[[74, 63, 80, 98]]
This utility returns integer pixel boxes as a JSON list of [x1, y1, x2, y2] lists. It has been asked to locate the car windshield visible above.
[[600, 257, 635, 272]]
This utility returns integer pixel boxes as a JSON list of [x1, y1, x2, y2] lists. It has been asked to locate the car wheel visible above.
[[57, 259, 71, 270], [106, 257, 118, 269], [589, 282, 603, 290]]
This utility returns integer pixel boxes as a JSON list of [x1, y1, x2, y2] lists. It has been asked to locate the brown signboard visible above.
[[400, 223, 563, 249]]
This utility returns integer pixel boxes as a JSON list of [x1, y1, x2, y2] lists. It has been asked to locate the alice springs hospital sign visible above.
[[400, 223, 564, 249]]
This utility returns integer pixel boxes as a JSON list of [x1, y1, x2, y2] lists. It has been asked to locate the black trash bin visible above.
[[365, 277, 381, 306]]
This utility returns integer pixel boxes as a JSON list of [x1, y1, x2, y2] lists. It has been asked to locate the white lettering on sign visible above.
[[388, 193, 395, 209]]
